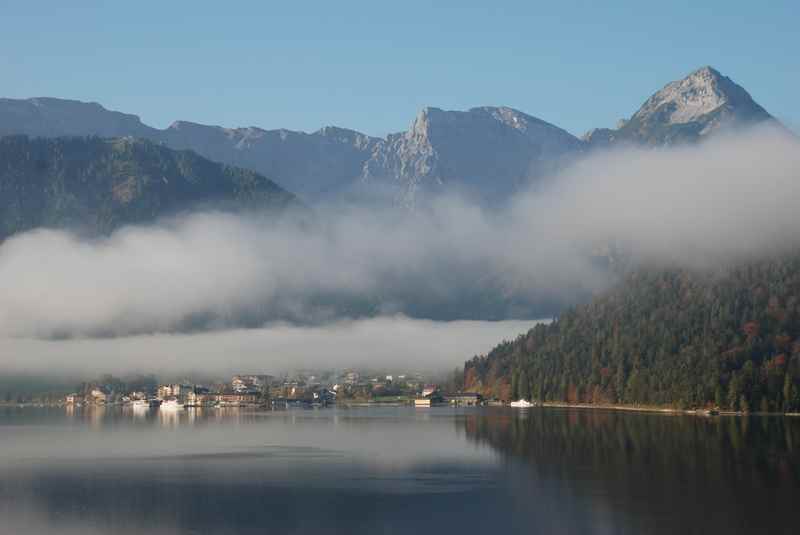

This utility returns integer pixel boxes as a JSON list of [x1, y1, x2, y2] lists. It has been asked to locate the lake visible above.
[[0, 405, 797, 534]]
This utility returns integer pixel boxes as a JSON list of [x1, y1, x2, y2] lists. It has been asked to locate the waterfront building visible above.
[[447, 392, 483, 406]]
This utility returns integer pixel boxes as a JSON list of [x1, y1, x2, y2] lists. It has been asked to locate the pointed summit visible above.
[[632, 66, 767, 125], [689, 65, 723, 80], [587, 66, 775, 147]]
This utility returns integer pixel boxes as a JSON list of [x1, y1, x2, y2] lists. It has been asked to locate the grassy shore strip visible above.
[[539, 401, 800, 417], [541, 401, 681, 414]]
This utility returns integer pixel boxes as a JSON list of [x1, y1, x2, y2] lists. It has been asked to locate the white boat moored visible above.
[[160, 398, 184, 410]]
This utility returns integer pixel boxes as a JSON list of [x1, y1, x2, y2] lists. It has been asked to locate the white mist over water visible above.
[[0, 317, 538, 375]]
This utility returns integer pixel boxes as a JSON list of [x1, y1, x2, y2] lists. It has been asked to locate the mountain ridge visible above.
[[0, 66, 779, 204]]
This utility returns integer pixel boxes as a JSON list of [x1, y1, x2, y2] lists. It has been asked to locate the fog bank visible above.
[[0, 126, 797, 346], [0, 317, 536, 375]]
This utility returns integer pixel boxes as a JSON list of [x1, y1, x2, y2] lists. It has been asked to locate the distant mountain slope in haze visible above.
[[0, 135, 296, 240], [361, 106, 585, 206], [0, 97, 157, 139], [162, 122, 381, 202], [583, 67, 776, 147]]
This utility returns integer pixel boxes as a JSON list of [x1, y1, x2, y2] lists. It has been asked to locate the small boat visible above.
[[160, 398, 184, 410], [510, 399, 534, 408], [131, 399, 150, 409]]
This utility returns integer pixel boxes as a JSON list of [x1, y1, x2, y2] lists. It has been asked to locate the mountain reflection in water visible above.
[[0, 406, 798, 535]]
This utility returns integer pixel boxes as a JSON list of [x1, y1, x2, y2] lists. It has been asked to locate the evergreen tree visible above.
[[511, 370, 519, 400], [518, 369, 530, 401]]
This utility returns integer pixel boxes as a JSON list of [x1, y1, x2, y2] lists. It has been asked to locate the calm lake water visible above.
[[0, 406, 798, 534]]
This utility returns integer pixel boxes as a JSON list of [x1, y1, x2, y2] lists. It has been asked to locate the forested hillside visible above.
[[464, 255, 800, 412], [0, 135, 296, 240]]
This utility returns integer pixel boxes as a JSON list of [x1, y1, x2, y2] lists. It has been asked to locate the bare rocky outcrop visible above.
[[583, 66, 776, 147], [361, 106, 586, 206]]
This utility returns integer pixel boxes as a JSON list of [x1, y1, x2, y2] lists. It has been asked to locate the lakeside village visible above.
[[57, 370, 487, 410]]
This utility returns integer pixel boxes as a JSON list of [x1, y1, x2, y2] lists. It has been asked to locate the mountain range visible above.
[[0, 66, 780, 206]]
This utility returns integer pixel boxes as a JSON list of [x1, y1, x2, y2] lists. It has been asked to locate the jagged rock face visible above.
[[361, 107, 585, 206], [585, 67, 775, 147]]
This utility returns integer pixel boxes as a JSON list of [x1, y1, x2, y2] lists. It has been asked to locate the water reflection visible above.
[[0, 407, 501, 535], [0, 406, 798, 534], [460, 408, 800, 534]]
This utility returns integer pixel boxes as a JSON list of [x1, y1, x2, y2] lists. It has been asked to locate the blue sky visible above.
[[2, 1, 797, 137]]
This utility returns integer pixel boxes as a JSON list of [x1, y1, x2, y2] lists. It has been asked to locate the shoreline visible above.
[[3, 400, 799, 417], [537, 401, 800, 417]]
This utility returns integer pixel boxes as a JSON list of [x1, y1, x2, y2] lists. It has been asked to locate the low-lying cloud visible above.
[[0, 316, 537, 375], [539, 127, 800, 267], [0, 126, 798, 347]]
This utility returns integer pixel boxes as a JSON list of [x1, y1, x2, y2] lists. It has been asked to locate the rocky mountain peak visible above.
[[361, 105, 585, 206], [633, 65, 739, 125], [407, 107, 440, 140], [584, 66, 775, 147]]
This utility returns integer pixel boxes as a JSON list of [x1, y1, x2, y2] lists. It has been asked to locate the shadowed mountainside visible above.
[[0, 135, 297, 241]]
